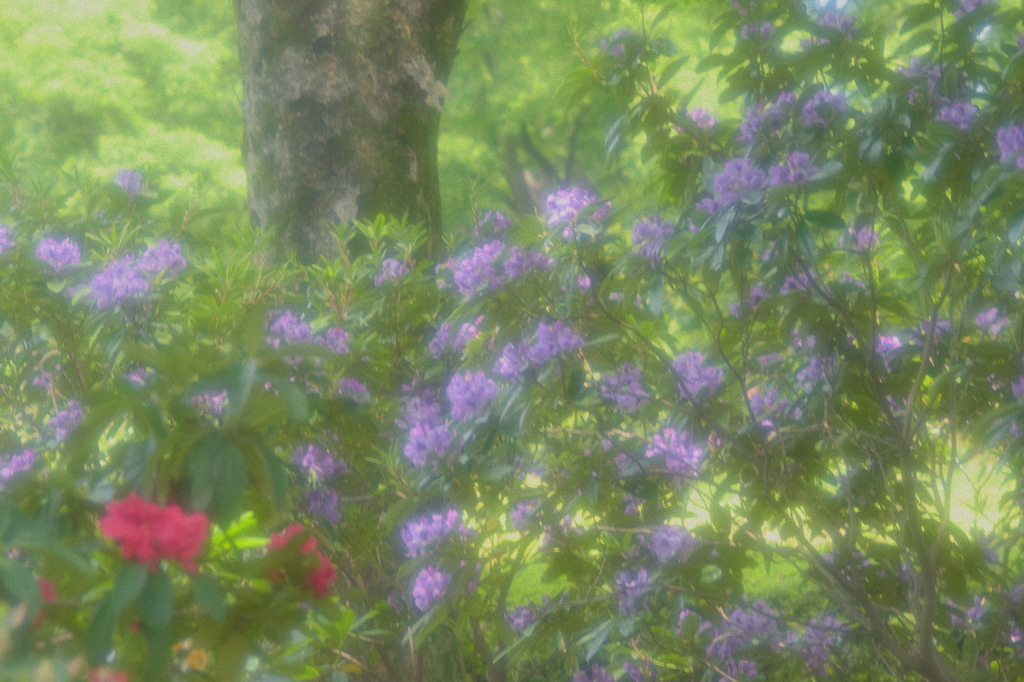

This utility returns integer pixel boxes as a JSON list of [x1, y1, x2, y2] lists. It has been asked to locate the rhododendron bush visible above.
[[3, 0, 1024, 680]]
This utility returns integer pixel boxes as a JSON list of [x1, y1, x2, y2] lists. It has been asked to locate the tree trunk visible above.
[[234, 0, 467, 263]]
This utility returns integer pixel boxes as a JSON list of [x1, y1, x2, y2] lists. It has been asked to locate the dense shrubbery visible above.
[[3, 1, 1024, 681]]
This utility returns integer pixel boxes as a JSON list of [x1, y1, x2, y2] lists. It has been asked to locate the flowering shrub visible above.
[[2, 1, 1024, 681]]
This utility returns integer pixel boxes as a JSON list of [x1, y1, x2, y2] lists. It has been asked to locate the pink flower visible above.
[[98, 492, 209, 572], [267, 524, 337, 598]]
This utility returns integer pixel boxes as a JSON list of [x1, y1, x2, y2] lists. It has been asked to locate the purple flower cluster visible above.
[[649, 524, 698, 564], [632, 215, 674, 264], [429, 318, 482, 359], [599, 365, 650, 413], [510, 500, 538, 529], [116, 169, 144, 196], [266, 311, 349, 354], [473, 210, 511, 240], [573, 665, 614, 682], [526, 320, 583, 365], [401, 509, 465, 558], [91, 256, 150, 309], [137, 241, 187, 276], [697, 158, 767, 213], [794, 616, 846, 676], [949, 596, 986, 629], [190, 389, 227, 415], [35, 238, 81, 274], [617, 568, 649, 615], [767, 152, 816, 187], [0, 225, 12, 256], [503, 246, 552, 279], [976, 307, 1008, 336], [600, 28, 636, 58], [936, 102, 978, 130], [1012, 375, 1024, 399], [293, 444, 348, 480], [622, 660, 655, 682], [739, 21, 774, 40], [49, 400, 82, 441], [401, 392, 451, 467], [802, 89, 848, 128], [839, 224, 878, 252], [0, 449, 35, 484], [672, 351, 723, 400], [687, 107, 717, 129], [545, 188, 609, 239], [338, 377, 370, 403], [506, 604, 536, 631], [780, 273, 813, 295], [750, 385, 789, 429], [955, 0, 994, 20], [748, 284, 770, 310], [997, 125, 1024, 169], [447, 371, 499, 421], [707, 601, 780, 664], [126, 366, 155, 388], [412, 565, 451, 611], [306, 488, 340, 524], [645, 427, 704, 476], [494, 342, 529, 380], [374, 258, 408, 286], [452, 241, 504, 298]]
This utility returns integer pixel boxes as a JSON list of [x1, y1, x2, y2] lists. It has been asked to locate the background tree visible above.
[[234, 0, 468, 263]]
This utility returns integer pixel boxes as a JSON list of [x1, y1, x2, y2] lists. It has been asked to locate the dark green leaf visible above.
[[192, 572, 226, 622]]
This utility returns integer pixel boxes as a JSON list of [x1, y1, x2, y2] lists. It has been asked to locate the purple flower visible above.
[[0, 225, 12, 256], [403, 421, 451, 467], [997, 125, 1024, 169], [780, 273, 813, 295], [645, 427, 704, 476], [687, 107, 717, 129], [401, 509, 464, 558], [976, 307, 1008, 336], [796, 616, 846, 676], [136, 241, 186, 276], [748, 284, 770, 310], [494, 342, 529, 380], [802, 89, 848, 128], [451, 241, 505, 298], [839, 225, 878, 252], [306, 488, 340, 523], [818, 10, 857, 39], [617, 568, 648, 615], [338, 378, 370, 403], [126, 366, 155, 388], [936, 102, 978, 130], [317, 327, 350, 354], [767, 152, 816, 186], [546, 188, 607, 238], [737, 106, 764, 145], [35, 238, 81, 273], [649, 525, 698, 564], [412, 566, 451, 611], [90, 256, 150, 308], [573, 665, 615, 682], [599, 365, 649, 413], [510, 500, 538, 530], [0, 449, 35, 483], [796, 356, 828, 391], [49, 400, 82, 441], [527, 320, 583, 365], [267, 311, 313, 349], [429, 318, 482, 359], [697, 158, 767, 213], [507, 605, 536, 631], [293, 444, 348, 480], [503, 246, 552, 279], [707, 600, 780, 661], [955, 0, 994, 20], [632, 215, 674, 264], [115, 169, 144, 196], [473, 210, 511, 239], [447, 371, 499, 421], [876, 335, 902, 370], [374, 258, 408, 286], [600, 28, 636, 58], [672, 351, 723, 400], [1012, 375, 1024, 399], [740, 21, 774, 40], [749, 385, 789, 429], [190, 389, 227, 415]]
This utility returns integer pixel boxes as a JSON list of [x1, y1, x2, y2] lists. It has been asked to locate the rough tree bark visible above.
[[235, 0, 467, 263]]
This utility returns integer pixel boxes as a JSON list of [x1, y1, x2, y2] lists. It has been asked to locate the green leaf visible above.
[[86, 563, 149, 665], [804, 210, 846, 231], [0, 559, 41, 623], [582, 619, 615, 661], [138, 569, 174, 631], [192, 572, 226, 622], [187, 435, 248, 525]]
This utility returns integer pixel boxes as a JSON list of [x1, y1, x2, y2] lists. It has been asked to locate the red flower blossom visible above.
[[32, 577, 57, 627], [267, 523, 337, 598], [98, 492, 209, 572]]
